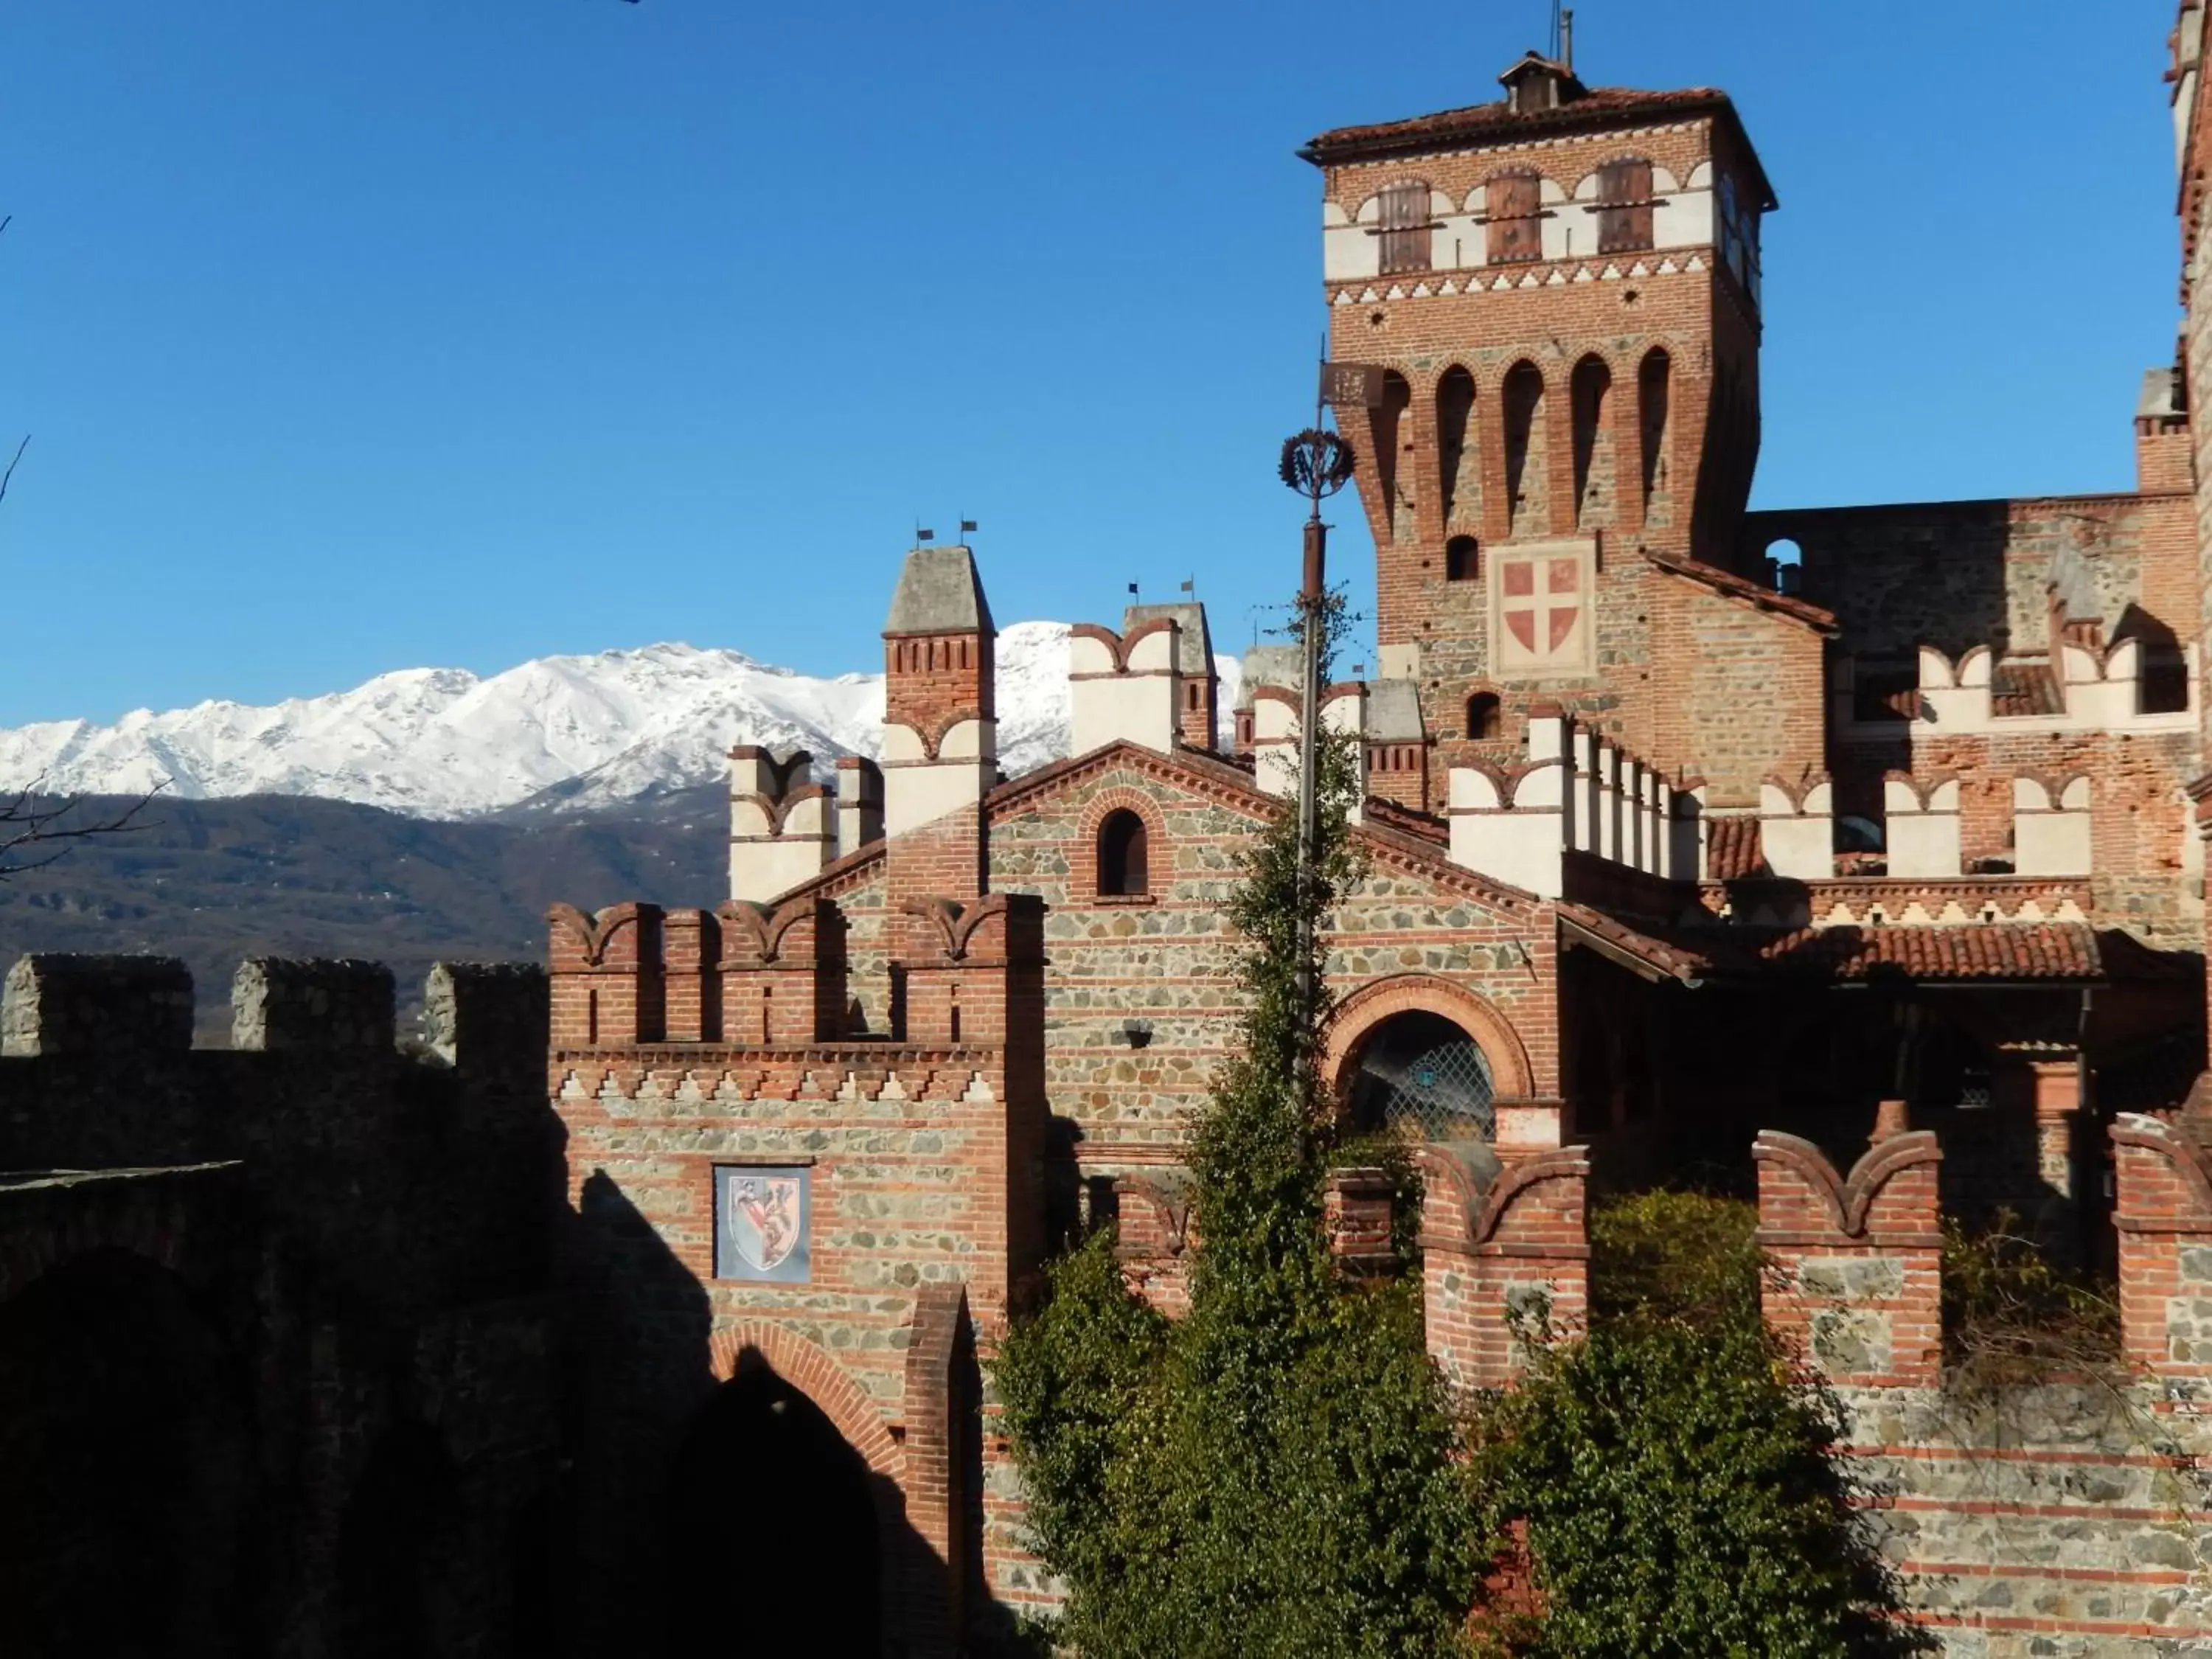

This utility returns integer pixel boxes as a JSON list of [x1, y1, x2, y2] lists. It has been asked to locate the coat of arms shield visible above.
[[716, 1166, 811, 1282]]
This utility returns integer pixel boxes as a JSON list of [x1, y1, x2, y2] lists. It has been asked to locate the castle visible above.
[[11, 10, 2212, 1659]]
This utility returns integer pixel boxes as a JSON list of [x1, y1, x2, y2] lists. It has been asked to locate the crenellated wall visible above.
[[0, 952, 557, 1658]]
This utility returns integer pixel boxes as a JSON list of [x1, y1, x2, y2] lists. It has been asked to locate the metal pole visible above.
[[1295, 505, 1326, 1077]]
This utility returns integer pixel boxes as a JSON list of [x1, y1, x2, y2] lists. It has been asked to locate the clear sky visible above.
[[0, 0, 2186, 724]]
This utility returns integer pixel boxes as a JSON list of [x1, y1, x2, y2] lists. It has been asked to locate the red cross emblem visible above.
[[1498, 554, 1585, 670]]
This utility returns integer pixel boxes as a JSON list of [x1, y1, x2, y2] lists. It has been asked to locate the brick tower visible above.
[[882, 543, 997, 905], [1303, 50, 1776, 780]]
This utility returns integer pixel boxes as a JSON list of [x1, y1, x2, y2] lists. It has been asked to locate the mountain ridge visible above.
[[0, 621, 1245, 820]]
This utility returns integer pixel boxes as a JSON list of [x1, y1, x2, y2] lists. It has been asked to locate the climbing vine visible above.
[[995, 594, 1485, 1659]]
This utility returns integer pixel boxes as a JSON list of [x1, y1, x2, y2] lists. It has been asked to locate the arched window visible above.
[[1346, 1009, 1496, 1140], [1444, 536, 1479, 582], [1097, 809, 1150, 897], [1467, 692, 1503, 740]]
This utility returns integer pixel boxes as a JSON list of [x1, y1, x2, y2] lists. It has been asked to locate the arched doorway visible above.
[[661, 1354, 883, 1658], [1343, 1009, 1497, 1142], [0, 1248, 251, 1658]]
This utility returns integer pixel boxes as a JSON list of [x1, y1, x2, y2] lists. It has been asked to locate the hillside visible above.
[[0, 790, 729, 1036]]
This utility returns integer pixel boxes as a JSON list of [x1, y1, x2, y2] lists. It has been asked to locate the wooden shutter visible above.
[[1595, 158, 1653, 254], [1486, 172, 1542, 264], [1378, 181, 1431, 275]]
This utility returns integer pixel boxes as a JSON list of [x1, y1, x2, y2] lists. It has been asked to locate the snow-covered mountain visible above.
[[0, 622, 1241, 821]]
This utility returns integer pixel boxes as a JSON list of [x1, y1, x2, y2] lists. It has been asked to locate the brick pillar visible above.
[[1113, 1176, 1192, 1317], [546, 902, 664, 1048], [714, 897, 844, 1046], [1419, 1142, 1590, 1392], [897, 892, 1048, 1312], [1753, 1128, 1943, 1388], [2031, 1058, 2081, 1205], [1323, 1166, 1397, 1278], [2111, 1113, 2212, 1385]]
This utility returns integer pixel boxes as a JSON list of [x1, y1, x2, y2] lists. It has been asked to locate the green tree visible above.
[[995, 594, 1482, 1659], [1472, 1192, 1933, 1659]]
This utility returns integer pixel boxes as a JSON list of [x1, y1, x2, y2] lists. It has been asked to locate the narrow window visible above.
[[1594, 158, 1654, 254], [1436, 366, 1476, 526], [1570, 355, 1611, 526], [1467, 693, 1503, 740], [1377, 181, 1432, 275], [1097, 809, 1150, 897], [1485, 170, 1543, 265], [1638, 349, 1672, 511], [1445, 536, 1479, 582], [586, 989, 599, 1046], [1502, 363, 1545, 534]]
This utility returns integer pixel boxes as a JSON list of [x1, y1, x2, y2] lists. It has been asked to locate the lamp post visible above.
[[1276, 422, 1356, 1073]]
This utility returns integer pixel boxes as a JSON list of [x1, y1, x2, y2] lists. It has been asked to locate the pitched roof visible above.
[[885, 545, 994, 636], [1301, 85, 1778, 211], [1641, 547, 1838, 633], [1561, 905, 2174, 987]]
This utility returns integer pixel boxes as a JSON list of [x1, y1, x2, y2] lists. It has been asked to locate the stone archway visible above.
[[663, 1336, 891, 1658], [1325, 975, 1536, 1138]]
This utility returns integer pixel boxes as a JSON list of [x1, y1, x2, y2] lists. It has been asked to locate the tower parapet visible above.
[[728, 747, 835, 902], [883, 545, 997, 904]]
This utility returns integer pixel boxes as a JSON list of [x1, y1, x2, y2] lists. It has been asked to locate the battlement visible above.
[[1068, 616, 1186, 757], [729, 745, 838, 902], [0, 952, 541, 1067], [1831, 640, 2197, 744], [1447, 706, 1699, 896], [547, 890, 1044, 1052]]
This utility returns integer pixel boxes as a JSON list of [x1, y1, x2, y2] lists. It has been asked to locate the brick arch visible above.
[[1079, 786, 1169, 900], [706, 1322, 900, 1480], [0, 1180, 202, 1307], [1324, 973, 1536, 1107]]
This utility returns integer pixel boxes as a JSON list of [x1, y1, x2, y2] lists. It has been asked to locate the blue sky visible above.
[[0, 0, 2185, 723]]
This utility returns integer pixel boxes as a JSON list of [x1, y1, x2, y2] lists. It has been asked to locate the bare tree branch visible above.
[[0, 434, 29, 510], [0, 779, 164, 879]]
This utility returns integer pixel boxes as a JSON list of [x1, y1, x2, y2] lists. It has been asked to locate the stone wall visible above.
[[0, 953, 557, 1659]]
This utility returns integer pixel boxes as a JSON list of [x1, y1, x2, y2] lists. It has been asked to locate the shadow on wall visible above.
[[560, 1168, 978, 1659], [0, 1245, 254, 1659]]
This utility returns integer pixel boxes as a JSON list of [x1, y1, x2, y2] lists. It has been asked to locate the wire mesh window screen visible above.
[[1347, 1012, 1496, 1141]]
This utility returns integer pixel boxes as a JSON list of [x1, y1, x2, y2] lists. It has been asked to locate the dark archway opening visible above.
[[0, 1247, 251, 1659], [661, 1356, 883, 1659], [1346, 1009, 1496, 1143], [337, 1420, 462, 1659]]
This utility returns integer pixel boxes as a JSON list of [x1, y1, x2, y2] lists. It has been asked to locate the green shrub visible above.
[[1471, 1192, 1933, 1659]]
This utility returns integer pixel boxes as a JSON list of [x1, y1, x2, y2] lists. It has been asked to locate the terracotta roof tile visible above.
[[1306, 86, 1731, 156], [1750, 923, 2101, 980], [1561, 908, 2185, 987], [1705, 815, 1767, 880], [1990, 659, 2064, 717]]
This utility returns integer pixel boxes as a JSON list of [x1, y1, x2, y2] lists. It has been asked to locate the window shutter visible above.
[[1486, 172, 1543, 264], [1595, 158, 1653, 254], [1378, 181, 1431, 275]]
